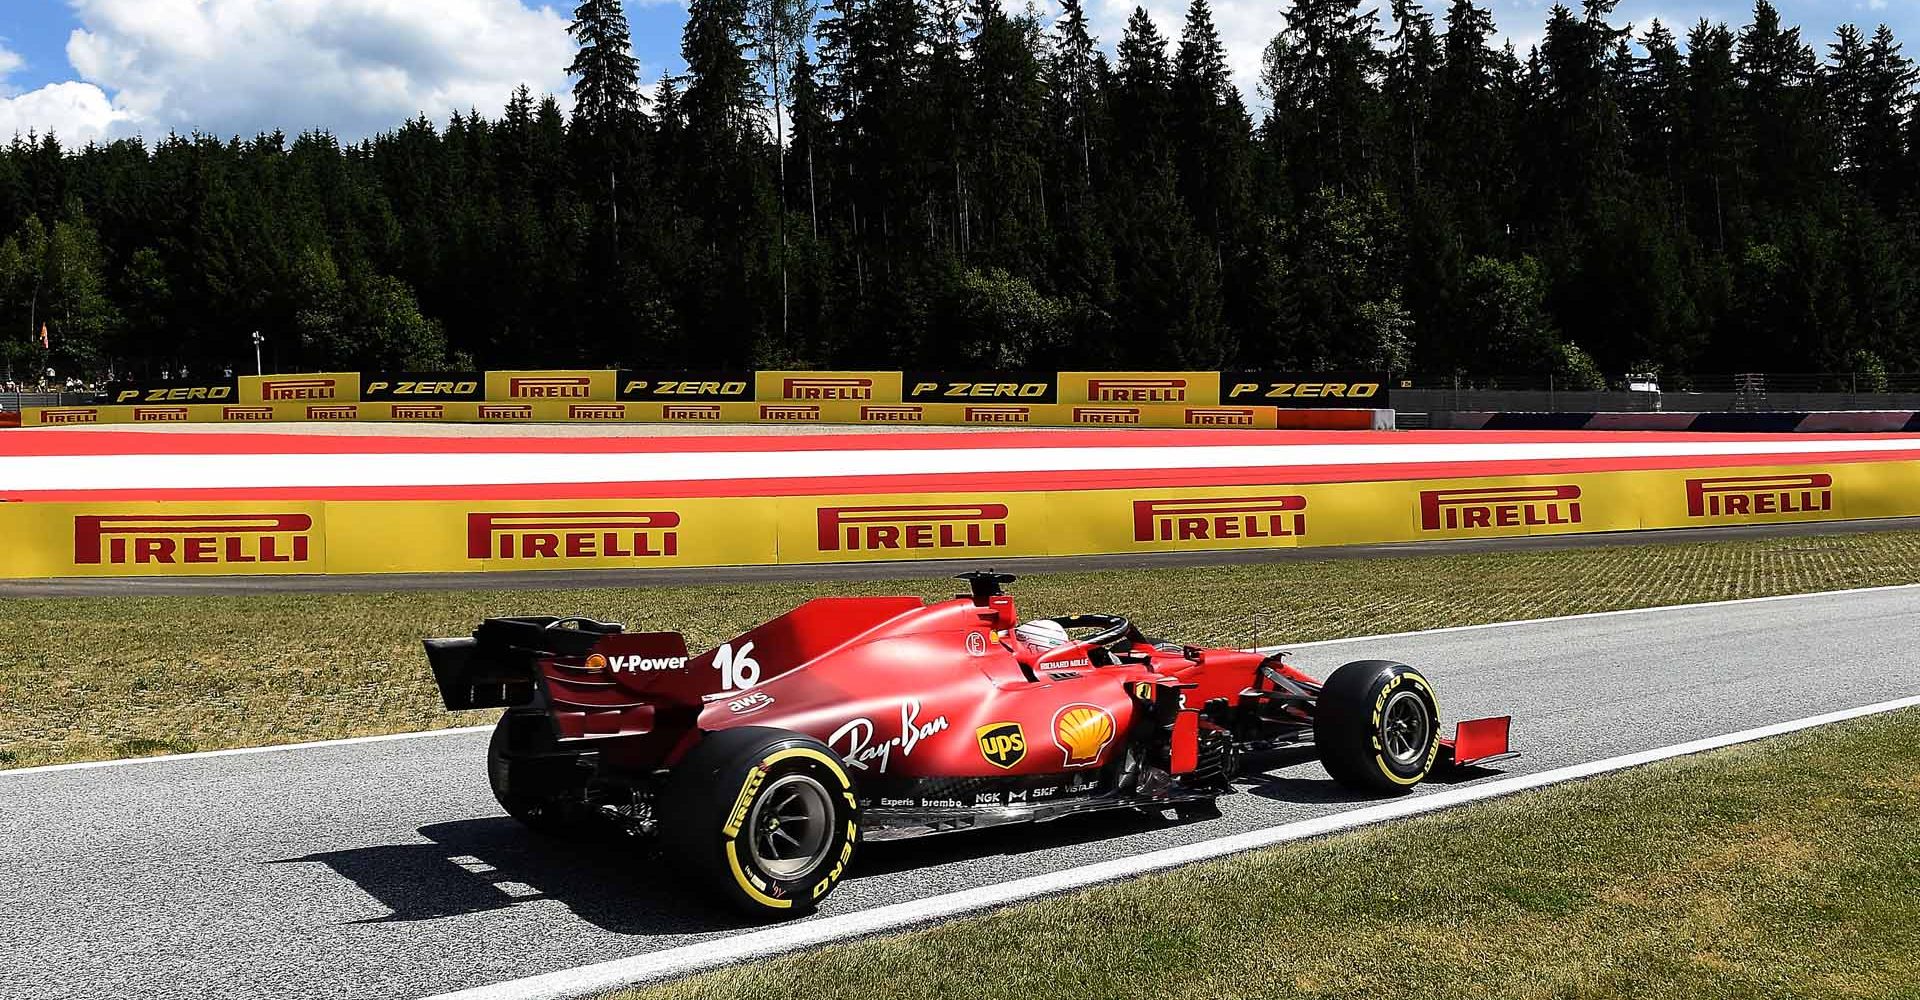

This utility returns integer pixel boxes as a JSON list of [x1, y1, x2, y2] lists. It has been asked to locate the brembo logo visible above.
[[1184, 407, 1258, 427], [261, 378, 338, 401], [860, 405, 923, 422], [74, 513, 313, 565], [663, 404, 723, 421], [568, 404, 626, 420], [478, 404, 532, 420], [41, 408, 99, 424], [761, 404, 821, 421], [467, 511, 681, 560], [391, 404, 444, 420], [1686, 474, 1833, 518], [509, 376, 592, 398], [1087, 378, 1186, 403], [133, 407, 189, 422], [306, 405, 357, 420], [817, 503, 1009, 552], [783, 376, 873, 400], [965, 406, 1031, 424], [1074, 406, 1141, 425], [1419, 485, 1583, 531], [1133, 496, 1307, 542]]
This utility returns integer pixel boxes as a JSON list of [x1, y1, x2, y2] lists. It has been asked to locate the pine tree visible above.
[[1259, 0, 1387, 200]]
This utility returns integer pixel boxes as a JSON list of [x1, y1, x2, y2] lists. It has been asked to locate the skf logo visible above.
[[860, 405, 923, 422], [222, 406, 274, 422], [965, 406, 1031, 424], [783, 376, 873, 400], [1686, 474, 1833, 518], [478, 404, 532, 420], [663, 404, 723, 421], [40, 408, 99, 424], [1053, 704, 1115, 768], [133, 407, 189, 422], [1088, 378, 1186, 403], [761, 404, 821, 421], [391, 404, 444, 420], [817, 503, 1009, 552], [261, 378, 338, 401], [1226, 381, 1380, 400], [1074, 406, 1141, 425], [976, 722, 1027, 770], [74, 513, 313, 565], [116, 386, 232, 403], [1185, 407, 1257, 427], [568, 404, 625, 420], [509, 376, 592, 398], [467, 511, 680, 560], [1133, 496, 1307, 542], [1420, 485, 1582, 531], [306, 405, 357, 420]]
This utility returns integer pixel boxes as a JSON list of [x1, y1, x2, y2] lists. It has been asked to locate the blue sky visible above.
[[0, 0, 1913, 144]]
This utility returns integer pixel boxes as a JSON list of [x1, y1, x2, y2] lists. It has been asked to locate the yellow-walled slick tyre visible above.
[[660, 727, 860, 917], [1314, 660, 1441, 794]]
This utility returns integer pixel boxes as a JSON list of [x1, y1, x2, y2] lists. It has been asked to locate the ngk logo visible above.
[[306, 405, 357, 420], [783, 376, 873, 400], [568, 404, 626, 420], [1088, 378, 1187, 403], [860, 405, 923, 422], [478, 404, 532, 420], [965, 406, 1031, 424], [468, 512, 681, 560], [391, 404, 444, 420], [222, 406, 274, 422], [1074, 406, 1141, 425], [1185, 407, 1258, 427], [41, 408, 98, 424], [509, 376, 592, 398], [761, 404, 821, 421], [1420, 485, 1583, 531], [1686, 474, 1834, 518], [261, 378, 338, 401], [74, 513, 313, 565], [1133, 496, 1307, 542], [817, 503, 1010, 552], [133, 407, 189, 422], [663, 404, 723, 421]]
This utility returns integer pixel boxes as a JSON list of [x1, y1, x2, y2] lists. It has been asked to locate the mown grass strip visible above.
[[613, 708, 1920, 1000], [4, 528, 1920, 769]]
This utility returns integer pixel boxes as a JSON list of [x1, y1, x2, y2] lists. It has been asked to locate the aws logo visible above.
[[976, 722, 1027, 770]]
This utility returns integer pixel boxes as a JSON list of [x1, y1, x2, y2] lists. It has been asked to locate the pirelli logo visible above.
[[261, 378, 339, 401], [1073, 406, 1141, 425], [860, 405, 923, 422], [1184, 407, 1258, 427], [133, 407, 189, 422], [509, 376, 594, 399], [568, 404, 626, 420], [1420, 485, 1582, 531], [40, 408, 99, 424], [1088, 378, 1186, 403], [761, 404, 821, 421], [817, 503, 1009, 552], [1686, 474, 1833, 518], [965, 406, 1031, 424], [783, 376, 873, 400], [1133, 496, 1307, 542], [390, 404, 444, 420], [222, 406, 275, 422], [468, 512, 681, 560], [663, 404, 723, 421], [306, 405, 358, 421], [74, 513, 313, 565], [478, 404, 532, 420]]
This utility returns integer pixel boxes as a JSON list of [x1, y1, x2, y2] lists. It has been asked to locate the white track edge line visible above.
[[8, 582, 1914, 778], [418, 693, 1920, 1000]]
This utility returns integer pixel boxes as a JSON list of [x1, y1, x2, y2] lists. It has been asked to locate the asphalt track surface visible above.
[[4, 587, 1918, 1000]]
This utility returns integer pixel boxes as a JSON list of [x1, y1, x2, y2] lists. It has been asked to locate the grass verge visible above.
[[3, 528, 1920, 769], [616, 708, 1920, 1000]]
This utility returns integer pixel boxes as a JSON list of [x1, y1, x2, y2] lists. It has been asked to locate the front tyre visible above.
[[1314, 660, 1441, 794], [659, 727, 860, 917]]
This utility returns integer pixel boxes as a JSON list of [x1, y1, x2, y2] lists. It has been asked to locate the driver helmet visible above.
[[1013, 618, 1070, 650]]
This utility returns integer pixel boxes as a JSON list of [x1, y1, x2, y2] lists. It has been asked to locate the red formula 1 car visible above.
[[424, 572, 1513, 915]]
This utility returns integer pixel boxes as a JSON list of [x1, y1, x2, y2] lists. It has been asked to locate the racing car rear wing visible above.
[[425, 615, 625, 710]]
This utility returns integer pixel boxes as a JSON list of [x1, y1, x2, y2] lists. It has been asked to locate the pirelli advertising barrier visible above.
[[0, 461, 1895, 578], [24, 370, 1390, 428]]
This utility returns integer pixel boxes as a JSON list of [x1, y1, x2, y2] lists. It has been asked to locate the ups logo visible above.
[[976, 722, 1026, 769]]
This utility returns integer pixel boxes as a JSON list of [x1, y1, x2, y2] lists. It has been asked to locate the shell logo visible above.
[[1052, 703, 1115, 768]]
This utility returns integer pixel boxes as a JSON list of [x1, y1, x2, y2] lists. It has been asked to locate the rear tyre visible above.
[[659, 727, 860, 917], [1314, 660, 1440, 794], [487, 713, 583, 835]]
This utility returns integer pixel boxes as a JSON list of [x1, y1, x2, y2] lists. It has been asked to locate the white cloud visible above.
[[0, 42, 24, 81], [0, 81, 132, 144], [10, 0, 578, 143]]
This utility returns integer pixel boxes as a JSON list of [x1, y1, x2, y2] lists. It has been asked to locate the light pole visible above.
[[251, 331, 264, 376]]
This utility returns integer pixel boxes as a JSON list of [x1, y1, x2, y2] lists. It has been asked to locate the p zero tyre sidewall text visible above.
[[1314, 660, 1442, 794]]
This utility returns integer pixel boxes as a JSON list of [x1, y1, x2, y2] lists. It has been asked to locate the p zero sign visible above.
[[105, 378, 238, 405], [904, 372, 1057, 404], [1220, 371, 1390, 408], [361, 372, 484, 401], [618, 371, 753, 402]]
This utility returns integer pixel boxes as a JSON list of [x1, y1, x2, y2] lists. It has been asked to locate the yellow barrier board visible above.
[[484, 370, 619, 402], [1057, 371, 1222, 407], [754, 371, 906, 403], [239, 372, 362, 404]]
